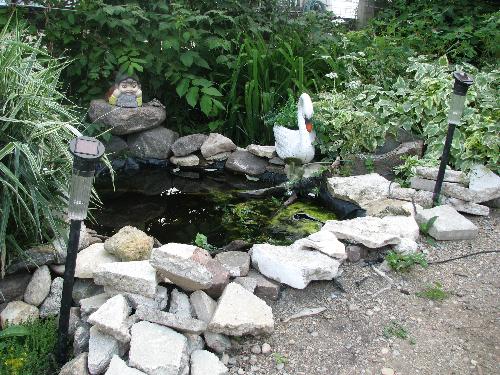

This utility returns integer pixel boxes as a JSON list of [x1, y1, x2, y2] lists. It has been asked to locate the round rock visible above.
[[0, 300, 39, 328], [104, 226, 154, 261], [23, 265, 51, 306]]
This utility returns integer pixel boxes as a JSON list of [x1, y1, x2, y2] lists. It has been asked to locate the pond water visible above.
[[90, 168, 337, 248]]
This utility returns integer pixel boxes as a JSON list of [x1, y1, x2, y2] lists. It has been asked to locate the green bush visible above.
[[0, 21, 83, 275], [0, 318, 58, 375]]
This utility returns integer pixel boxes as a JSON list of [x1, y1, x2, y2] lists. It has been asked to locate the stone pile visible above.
[[88, 98, 286, 177]]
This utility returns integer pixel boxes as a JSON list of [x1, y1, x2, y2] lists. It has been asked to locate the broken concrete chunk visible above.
[[191, 350, 228, 375], [88, 326, 127, 375], [75, 243, 119, 279], [415, 166, 469, 185], [203, 332, 232, 354], [88, 294, 131, 343], [169, 289, 193, 318], [190, 290, 217, 323], [129, 321, 189, 375], [80, 293, 109, 317], [250, 244, 341, 289], [136, 305, 207, 334], [292, 231, 346, 260], [105, 355, 147, 375], [469, 164, 500, 202], [215, 251, 250, 277], [208, 283, 274, 336], [415, 205, 478, 240], [94, 261, 158, 298]]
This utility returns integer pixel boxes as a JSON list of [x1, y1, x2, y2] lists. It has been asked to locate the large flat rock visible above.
[[94, 261, 158, 298], [322, 215, 419, 248], [291, 231, 346, 260], [171, 134, 208, 157], [225, 150, 268, 176], [415, 166, 468, 185], [129, 321, 189, 375], [150, 244, 229, 295], [128, 127, 179, 160], [207, 282, 274, 336], [250, 243, 341, 289], [415, 205, 478, 240], [88, 99, 166, 135], [410, 177, 477, 202], [469, 164, 500, 202], [200, 133, 236, 158]]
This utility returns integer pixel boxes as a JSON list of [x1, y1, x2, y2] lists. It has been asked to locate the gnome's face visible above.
[[118, 78, 141, 96]]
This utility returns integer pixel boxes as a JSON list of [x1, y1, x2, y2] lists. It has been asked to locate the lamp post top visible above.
[[453, 71, 473, 96]]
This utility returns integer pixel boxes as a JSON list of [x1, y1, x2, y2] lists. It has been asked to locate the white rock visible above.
[[292, 231, 346, 259], [24, 265, 51, 306], [215, 251, 250, 277], [469, 164, 500, 202], [246, 144, 276, 159], [105, 355, 146, 375], [169, 289, 193, 318], [444, 197, 489, 216], [208, 283, 274, 336], [327, 173, 394, 208], [80, 293, 109, 317], [88, 294, 132, 343], [415, 166, 469, 185], [0, 301, 39, 328], [75, 243, 119, 279], [201, 133, 237, 159], [410, 177, 477, 202], [322, 215, 419, 248], [129, 321, 189, 375], [104, 286, 157, 310], [94, 261, 158, 298], [88, 326, 126, 375], [191, 350, 228, 375], [415, 205, 478, 240], [190, 290, 217, 323], [170, 154, 200, 167], [250, 243, 341, 289], [39, 277, 63, 318], [135, 305, 207, 334]]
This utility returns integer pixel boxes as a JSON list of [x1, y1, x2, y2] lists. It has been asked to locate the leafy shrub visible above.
[[0, 21, 83, 274], [385, 251, 428, 272], [0, 318, 58, 375]]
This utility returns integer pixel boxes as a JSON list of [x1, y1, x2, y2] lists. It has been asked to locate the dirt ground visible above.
[[227, 210, 500, 375]]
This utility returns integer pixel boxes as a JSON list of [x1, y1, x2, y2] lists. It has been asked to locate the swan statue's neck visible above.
[[297, 93, 314, 143]]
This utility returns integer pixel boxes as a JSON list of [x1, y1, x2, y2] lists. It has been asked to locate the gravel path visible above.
[[226, 210, 499, 375]]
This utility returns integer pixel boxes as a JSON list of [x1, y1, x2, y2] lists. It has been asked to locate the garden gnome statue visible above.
[[107, 73, 143, 108]]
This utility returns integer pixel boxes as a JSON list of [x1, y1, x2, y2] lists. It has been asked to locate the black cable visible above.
[[428, 250, 500, 265]]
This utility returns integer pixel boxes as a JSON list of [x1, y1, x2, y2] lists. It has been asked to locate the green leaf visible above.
[[201, 86, 222, 97], [186, 86, 200, 108], [192, 78, 212, 87], [176, 78, 190, 97], [200, 95, 213, 116], [180, 52, 194, 67], [0, 325, 29, 339], [195, 56, 210, 69]]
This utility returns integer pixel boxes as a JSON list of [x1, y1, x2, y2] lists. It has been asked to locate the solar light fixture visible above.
[[432, 72, 473, 206], [57, 136, 104, 365]]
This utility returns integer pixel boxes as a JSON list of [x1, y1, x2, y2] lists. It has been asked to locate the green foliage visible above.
[[394, 155, 438, 187], [272, 353, 288, 365], [0, 318, 58, 375], [383, 321, 414, 344], [416, 282, 449, 301], [385, 251, 428, 272], [0, 21, 83, 275], [194, 232, 218, 254], [263, 95, 297, 130], [419, 216, 438, 236]]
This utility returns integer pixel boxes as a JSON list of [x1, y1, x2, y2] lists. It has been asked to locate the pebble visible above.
[[237, 368, 245, 374], [349, 304, 359, 312], [276, 363, 285, 370], [381, 348, 389, 355], [249, 355, 257, 364], [261, 343, 271, 354], [221, 353, 229, 365], [311, 331, 319, 337], [381, 367, 394, 375], [366, 310, 374, 317], [251, 344, 261, 354]]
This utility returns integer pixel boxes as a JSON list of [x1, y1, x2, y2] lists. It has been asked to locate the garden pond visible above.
[[89, 168, 338, 248]]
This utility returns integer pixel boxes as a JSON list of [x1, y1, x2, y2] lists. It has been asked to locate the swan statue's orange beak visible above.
[[306, 122, 313, 133]]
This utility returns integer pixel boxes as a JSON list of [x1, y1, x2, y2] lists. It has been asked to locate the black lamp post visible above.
[[432, 72, 473, 206], [56, 136, 105, 365]]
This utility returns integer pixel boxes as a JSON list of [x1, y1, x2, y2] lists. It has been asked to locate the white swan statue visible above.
[[273, 93, 315, 164]]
